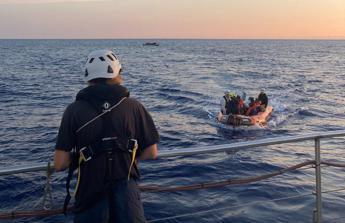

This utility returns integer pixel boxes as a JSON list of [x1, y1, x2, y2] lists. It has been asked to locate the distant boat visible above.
[[143, 42, 159, 46]]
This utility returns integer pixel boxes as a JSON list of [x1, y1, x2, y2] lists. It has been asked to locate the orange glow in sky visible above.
[[0, 0, 344, 39]]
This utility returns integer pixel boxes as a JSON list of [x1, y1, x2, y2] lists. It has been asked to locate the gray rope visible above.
[[321, 187, 345, 194], [35, 162, 53, 210], [76, 97, 127, 133]]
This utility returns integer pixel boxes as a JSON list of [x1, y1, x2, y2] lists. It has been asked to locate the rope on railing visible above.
[[140, 160, 315, 192], [38, 162, 53, 210], [139, 161, 344, 194], [0, 160, 314, 220], [0, 160, 345, 220], [322, 161, 345, 168], [0, 208, 67, 220]]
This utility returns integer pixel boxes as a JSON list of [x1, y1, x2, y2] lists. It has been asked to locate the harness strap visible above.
[[102, 111, 117, 222], [63, 152, 79, 215], [107, 150, 116, 222], [63, 193, 70, 215], [63, 97, 128, 215], [79, 137, 133, 162]]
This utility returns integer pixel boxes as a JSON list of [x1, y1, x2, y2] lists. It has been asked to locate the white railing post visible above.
[[314, 137, 322, 223]]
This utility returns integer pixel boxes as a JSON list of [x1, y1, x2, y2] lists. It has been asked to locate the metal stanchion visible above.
[[314, 138, 322, 223]]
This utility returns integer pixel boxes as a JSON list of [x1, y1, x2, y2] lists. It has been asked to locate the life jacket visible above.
[[63, 84, 137, 216], [238, 98, 245, 115], [226, 96, 240, 115], [245, 100, 261, 116]]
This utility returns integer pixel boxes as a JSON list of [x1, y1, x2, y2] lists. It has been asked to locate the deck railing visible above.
[[1, 130, 345, 223]]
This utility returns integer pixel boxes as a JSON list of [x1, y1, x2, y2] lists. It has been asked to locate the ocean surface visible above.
[[0, 39, 345, 223]]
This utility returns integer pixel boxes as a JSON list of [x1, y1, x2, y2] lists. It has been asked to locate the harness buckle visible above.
[[102, 136, 118, 141], [80, 146, 93, 162], [128, 139, 138, 153]]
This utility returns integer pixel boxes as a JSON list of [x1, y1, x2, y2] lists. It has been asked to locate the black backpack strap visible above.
[[100, 112, 117, 222], [63, 170, 72, 215], [63, 152, 79, 215]]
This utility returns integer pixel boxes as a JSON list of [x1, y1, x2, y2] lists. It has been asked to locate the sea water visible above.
[[0, 39, 345, 222]]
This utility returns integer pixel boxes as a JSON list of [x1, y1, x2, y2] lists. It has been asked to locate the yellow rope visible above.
[[73, 156, 83, 197], [127, 142, 138, 181]]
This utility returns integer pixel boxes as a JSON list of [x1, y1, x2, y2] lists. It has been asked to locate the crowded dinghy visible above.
[[216, 90, 273, 127]]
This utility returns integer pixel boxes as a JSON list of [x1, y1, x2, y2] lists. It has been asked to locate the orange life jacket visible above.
[[238, 99, 245, 115], [245, 101, 261, 116]]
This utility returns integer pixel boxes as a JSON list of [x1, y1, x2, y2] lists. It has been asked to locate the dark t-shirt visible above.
[[55, 85, 159, 212]]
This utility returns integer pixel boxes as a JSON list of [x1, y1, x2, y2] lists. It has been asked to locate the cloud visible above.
[[0, 0, 109, 3]]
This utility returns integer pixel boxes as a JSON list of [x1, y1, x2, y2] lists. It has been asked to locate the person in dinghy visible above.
[[217, 90, 273, 127]]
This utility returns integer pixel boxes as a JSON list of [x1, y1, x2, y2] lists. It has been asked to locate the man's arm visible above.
[[54, 149, 71, 171], [138, 144, 158, 160]]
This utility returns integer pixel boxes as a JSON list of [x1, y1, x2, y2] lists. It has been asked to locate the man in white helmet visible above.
[[54, 49, 159, 223]]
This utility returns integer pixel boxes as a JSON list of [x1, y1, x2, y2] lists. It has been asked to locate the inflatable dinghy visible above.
[[217, 106, 273, 127]]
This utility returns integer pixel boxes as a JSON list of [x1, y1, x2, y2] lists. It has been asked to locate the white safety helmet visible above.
[[84, 49, 122, 82]]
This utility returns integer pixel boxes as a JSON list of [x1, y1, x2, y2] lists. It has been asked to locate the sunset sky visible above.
[[0, 0, 344, 39]]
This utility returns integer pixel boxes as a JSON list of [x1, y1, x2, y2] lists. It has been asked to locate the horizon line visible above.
[[0, 37, 344, 41]]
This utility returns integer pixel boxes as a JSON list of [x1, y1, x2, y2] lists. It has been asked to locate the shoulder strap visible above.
[[63, 151, 79, 215], [76, 97, 127, 133]]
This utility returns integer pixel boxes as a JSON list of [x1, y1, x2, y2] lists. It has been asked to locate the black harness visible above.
[[63, 85, 136, 218]]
